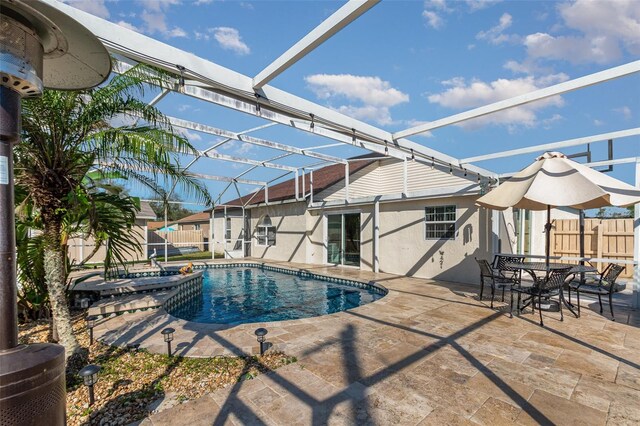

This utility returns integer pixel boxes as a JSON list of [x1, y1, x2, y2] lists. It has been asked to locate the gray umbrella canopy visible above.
[[477, 152, 640, 211], [476, 152, 640, 265]]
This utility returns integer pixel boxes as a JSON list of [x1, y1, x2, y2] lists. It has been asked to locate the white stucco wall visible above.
[[248, 202, 310, 263], [375, 196, 492, 284]]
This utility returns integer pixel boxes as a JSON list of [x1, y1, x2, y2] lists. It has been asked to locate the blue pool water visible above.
[[169, 267, 384, 324]]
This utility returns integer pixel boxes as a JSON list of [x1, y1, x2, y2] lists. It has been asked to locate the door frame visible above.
[[323, 210, 362, 268]]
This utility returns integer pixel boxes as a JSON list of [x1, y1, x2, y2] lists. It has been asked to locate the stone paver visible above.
[[88, 259, 640, 425]]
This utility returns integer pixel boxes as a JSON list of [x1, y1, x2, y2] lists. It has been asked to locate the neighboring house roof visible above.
[[215, 154, 377, 210], [147, 220, 176, 230], [177, 211, 211, 223], [137, 201, 157, 220]]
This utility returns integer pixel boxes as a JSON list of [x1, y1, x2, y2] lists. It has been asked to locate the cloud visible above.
[[524, 32, 621, 64], [614, 106, 632, 120], [427, 74, 568, 129], [423, 10, 445, 29], [63, 0, 110, 18], [506, 0, 640, 68], [305, 74, 409, 125], [423, 0, 500, 29], [541, 113, 563, 129], [116, 20, 141, 32], [211, 27, 250, 55], [176, 128, 202, 142], [194, 0, 213, 4], [560, 0, 640, 55], [465, 0, 502, 12], [593, 119, 605, 126], [135, 0, 189, 39], [166, 27, 188, 38], [476, 13, 519, 45]]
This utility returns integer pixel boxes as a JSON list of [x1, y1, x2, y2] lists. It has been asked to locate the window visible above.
[[425, 205, 456, 239], [256, 215, 276, 246], [194, 224, 201, 230], [225, 218, 231, 240]]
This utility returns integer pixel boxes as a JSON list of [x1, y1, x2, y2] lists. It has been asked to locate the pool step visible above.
[[88, 289, 178, 318], [74, 273, 194, 297]]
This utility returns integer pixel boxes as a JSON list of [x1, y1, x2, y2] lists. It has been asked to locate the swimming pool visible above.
[[167, 266, 385, 324]]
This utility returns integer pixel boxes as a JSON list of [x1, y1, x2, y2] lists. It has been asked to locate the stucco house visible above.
[[212, 154, 520, 284]]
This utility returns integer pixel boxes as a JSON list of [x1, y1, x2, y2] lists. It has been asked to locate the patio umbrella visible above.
[[476, 151, 640, 265]]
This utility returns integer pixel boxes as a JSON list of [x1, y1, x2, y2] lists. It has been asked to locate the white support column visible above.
[[310, 170, 314, 205], [633, 159, 640, 308], [210, 215, 215, 260], [143, 224, 148, 260], [265, 184, 269, 205], [294, 169, 299, 201], [223, 205, 228, 259], [164, 203, 169, 264], [241, 205, 246, 259], [345, 163, 350, 201], [492, 210, 501, 256], [403, 157, 408, 196], [301, 169, 306, 198], [374, 198, 380, 273]]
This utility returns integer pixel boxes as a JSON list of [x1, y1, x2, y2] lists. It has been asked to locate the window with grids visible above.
[[425, 205, 456, 240], [256, 215, 276, 246], [225, 217, 231, 240]]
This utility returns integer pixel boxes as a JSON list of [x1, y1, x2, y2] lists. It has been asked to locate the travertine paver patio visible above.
[[91, 260, 640, 425]]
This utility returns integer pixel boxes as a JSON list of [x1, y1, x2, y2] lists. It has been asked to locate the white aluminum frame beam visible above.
[[166, 114, 347, 164], [202, 150, 298, 172], [461, 128, 640, 164], [395, 61, 640, 139], [498, 156, 640, 178], [189, 171, 265, 186], [253, 0, 379, 89], [47, 2, 492, 177]]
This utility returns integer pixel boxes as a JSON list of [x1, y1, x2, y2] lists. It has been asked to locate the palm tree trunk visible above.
[[43, 219, 79, 359]]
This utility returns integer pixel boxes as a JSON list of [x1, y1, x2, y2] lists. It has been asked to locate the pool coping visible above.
[[91, 260, 394, 357]]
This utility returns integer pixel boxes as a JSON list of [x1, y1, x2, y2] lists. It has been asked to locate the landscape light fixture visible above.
[[384, 141, 389, 156], [255, 327, 268, 356], [78, 364, 101, 406], [0, 1, 110, 423], [161, 327, 175, 357], [86, 315, 98, 345], [127, 343, 140, 352]]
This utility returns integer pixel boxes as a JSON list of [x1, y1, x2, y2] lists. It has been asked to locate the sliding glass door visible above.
[[326, 213, 360, 267]]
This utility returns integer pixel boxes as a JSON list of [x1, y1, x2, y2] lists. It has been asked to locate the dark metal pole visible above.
[[0, 86, 20, 350], [167, 340, 172, 357], [88, 385, 95, 406], [259, 341, 265, 356], [545, 205, 552, 268], [579, 209, 586, 283], [89, 327, 94, 346]]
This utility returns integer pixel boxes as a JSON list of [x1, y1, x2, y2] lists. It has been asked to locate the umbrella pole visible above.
[[545, 205, 551, 268], [579, 210, 585, 283]]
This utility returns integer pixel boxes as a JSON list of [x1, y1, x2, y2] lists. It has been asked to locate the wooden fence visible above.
[[148, 230, 205, 252], [550, 218, 634, 278]]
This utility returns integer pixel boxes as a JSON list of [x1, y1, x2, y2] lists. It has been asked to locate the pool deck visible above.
[[92, 259, 640, 425]]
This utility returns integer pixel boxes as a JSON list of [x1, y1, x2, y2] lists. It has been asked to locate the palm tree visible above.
[[17, 64, 211, 359]]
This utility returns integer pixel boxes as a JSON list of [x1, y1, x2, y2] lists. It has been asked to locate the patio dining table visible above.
[[504, 262, 597, 317]]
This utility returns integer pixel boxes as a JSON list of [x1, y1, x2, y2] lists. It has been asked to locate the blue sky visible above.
[[64, 0, 639, 207]]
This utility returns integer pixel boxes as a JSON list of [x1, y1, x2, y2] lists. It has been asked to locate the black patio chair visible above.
[[475, 258, 517, 309], [511, 266, 572, 327], [492, 255, 524, 301], [568, 263, 625, 321]]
